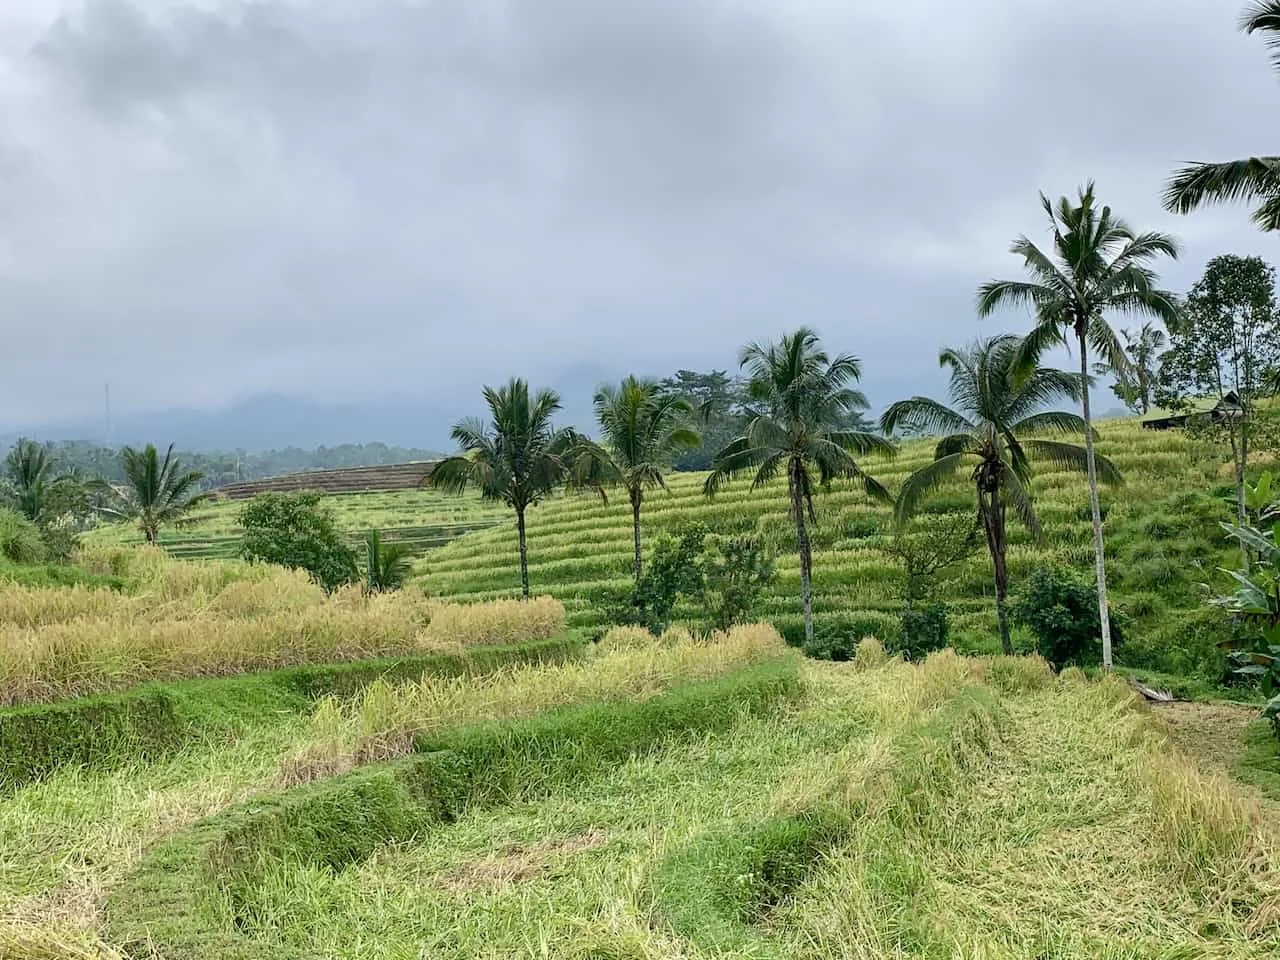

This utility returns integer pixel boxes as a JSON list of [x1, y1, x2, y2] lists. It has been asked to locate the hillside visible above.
[[85, 487, 509, 561], [419, 417, 1236, 668]]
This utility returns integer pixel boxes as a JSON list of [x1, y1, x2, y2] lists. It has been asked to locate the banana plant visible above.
[[1214, 520, 1280, 735]]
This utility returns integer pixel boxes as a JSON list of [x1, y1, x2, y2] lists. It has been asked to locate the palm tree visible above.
[[572, 377, 700, 584], [1163, 4, 1280, 230], [978, 183, 1179, 668], [1091, 322, 1167, 414], [881, 335, 1121, 655], [364, 529, 413, 594], [103, 444, 208, 543], [704, 328, 894, 647], [429, 378, 576, 599], [4, 439, 61, 524]]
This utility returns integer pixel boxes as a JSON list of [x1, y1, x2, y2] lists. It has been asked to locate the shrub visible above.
[[364, 529, 412, 594], [894, 602, 949, 661], [240, 493, 358, 593], [38, 521, 80, 565], [802, 612, 897, 662], [703, 535, 776, 630], [1009, 567, 1123, 669], [618, 525, 707, 634], [0, 508, 46, 564]]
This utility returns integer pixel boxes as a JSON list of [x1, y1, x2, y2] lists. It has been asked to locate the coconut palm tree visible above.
[[364, 529, 413, 594], [977, 183, 1179, 668], [4, 439, 61, 524], [1092, 322, 1168, 414], [704, 328, 894, 647], [571, 377, 700, 584], [1164, 4, 1280, 230], [102, 443, 208, 543], [881, 335, 1121, 655], [429, 378, 576, 599]]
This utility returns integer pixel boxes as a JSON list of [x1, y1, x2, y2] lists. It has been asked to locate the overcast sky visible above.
[[1, 0, 1277, 442]]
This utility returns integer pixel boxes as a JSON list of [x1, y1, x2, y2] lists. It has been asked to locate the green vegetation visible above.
[[98, 444, 209, 544], [430, 378, 580, 599], [240, 492, 359, 593], [704, 327, 894, 647], [979, 182, 1180, 668], [882, 334, 1111, 653]]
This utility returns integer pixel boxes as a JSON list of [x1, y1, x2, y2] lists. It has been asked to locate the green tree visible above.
[[574, 376, 700, 584], [977, 183, 1177, 668], [658, 369, 749, 471], [429, 378, 576, 599], [1092, 322, 1167, 414], [364, 529, 413, 594], [1163, 4, 1280, 230], [101, 444, 208, 544], [240, 492, 358, 593], [704, 327, 894, 647], [881, 335, 1120, 654], [3, 439, 61, 524], [1157, 255, 1280, 530]]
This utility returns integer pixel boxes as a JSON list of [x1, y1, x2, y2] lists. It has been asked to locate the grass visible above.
[[0, 548, 568, 704], [22, 651, 1264, 959]]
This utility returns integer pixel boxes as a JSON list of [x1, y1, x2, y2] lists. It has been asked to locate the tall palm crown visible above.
[[105, 444, 207, 544], [4, 439, 60, 524], [1164, 4, 1280, 229], [576, 376, 700, 582], [977, 183, 1178, 668], [881, 336, 1120, 653], [705, 327, 894, 646], [429, 378, 576, 598]]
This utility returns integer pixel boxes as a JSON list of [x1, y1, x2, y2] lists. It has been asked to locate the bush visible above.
[[894, 602, 949, 661], [38, 521, 80, 565], [0, 508, 45, 564], [1009, 567, 1123, 669], [240, 493, 358, 593], [802, 612, 898, 662], [618, 525, 707, 634], [703, 535, 776, 630]]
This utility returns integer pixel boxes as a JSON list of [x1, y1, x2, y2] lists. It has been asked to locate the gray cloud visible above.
[[1, 0, 1277, 442]]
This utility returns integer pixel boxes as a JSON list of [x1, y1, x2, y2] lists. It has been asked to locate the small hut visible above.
[[1140, 391, 1243, 431]]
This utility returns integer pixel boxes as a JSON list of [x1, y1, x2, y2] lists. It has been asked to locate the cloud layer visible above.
[[1, 0, 1277, 441]]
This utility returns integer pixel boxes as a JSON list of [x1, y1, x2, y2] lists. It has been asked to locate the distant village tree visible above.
[[1158, 254, 1280, 526]]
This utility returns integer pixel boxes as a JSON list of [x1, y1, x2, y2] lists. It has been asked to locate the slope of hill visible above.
[[418, 418, 1235, 669]]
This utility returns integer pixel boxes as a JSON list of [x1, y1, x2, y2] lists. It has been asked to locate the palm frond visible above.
[[1163, 157, 1280, 222], [894, 453, 969, 525], [1024, 440, 1123, 485], [880, 397, 974, 437], [1010, 410, 1090, 438]]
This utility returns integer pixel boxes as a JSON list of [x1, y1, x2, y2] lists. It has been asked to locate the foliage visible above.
[[884, 513, 979, 605], [1010, 567, 1122, 669], [659, 369, 751, 472], [1211, 519, 1280, 732], [0, 508, 46, 565], [622, 524, 708, 634], [882, 334, 1113, 653], [703, 535, 777, 630], [800, 612, 899, 661], [1157, 255, 1280, 524], [1163, 3, 1280, 231], [895, 601, 950, 661], [430, 378, 578, 598], [572, 376, 700, 582], [1092, 322, 1167, 414], [705, 327, 894, 647], [979, 182, 1177, 668], [100, 444, 209, 544], [363, 529, 412, 594], [240, 493, 359, 593]]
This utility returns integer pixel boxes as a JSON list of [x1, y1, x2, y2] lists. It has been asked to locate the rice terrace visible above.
[[12, 2, 1280, 959]]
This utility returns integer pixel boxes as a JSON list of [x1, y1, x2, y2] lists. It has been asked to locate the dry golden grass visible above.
[[281, 622, 790, 784], [0, 548, 568, 704], [422, 596, 565, 647]]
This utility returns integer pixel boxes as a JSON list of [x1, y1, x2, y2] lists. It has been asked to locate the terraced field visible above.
[[85, 488, 509, 561], [420, 417, 1235, 655]]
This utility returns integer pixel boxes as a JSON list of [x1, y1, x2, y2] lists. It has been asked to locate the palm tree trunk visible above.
[[630, 487, 643, 584], [1078, 331, 1114, 669], [515, 506, 530, 600], [791, 472, 814, 648], [978, 488, 1012, 656]]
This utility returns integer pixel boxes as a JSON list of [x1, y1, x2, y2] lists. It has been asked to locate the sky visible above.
[[1, 0, 1278, 447]]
